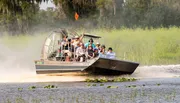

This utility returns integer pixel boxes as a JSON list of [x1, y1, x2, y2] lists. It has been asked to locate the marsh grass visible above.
[[85, 77, 137, 83], [31, 99, 41, 103], [44, 85, 57, 89], [107, 86, 118, 88], [1, 27, 180, 65], [28, 86, 36, 91], [18, 88, 23, 92], [15, 97, 25, 103], [156, 83, 161, 86], [90, 27, 180, 65]]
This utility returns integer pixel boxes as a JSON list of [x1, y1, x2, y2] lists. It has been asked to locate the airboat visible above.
[[34, 29, 139, 74]]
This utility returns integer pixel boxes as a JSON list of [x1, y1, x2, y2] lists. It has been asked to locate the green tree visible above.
[[122, 0, 180, 28], [53, 0, 97, 20], [0, 0, 40, 35], [122, 0, 151, 27]]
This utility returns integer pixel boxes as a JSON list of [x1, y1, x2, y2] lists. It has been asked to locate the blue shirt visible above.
[[85, 43, 96, 49], [99, 53, 106, 58]]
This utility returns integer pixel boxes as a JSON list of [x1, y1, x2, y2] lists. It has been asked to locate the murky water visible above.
[[1, 77, 180, 103]]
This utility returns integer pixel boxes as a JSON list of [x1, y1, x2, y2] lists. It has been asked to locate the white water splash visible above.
[[0, 37, 42, 82], [131, 64, 180, 78], [0, 36, 88, 83]]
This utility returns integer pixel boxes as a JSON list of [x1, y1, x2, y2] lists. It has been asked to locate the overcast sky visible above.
[[40, 1, 55, 10]]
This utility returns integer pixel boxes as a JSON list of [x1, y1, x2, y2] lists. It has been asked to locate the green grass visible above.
[[89, 27, 180, 65], [85, 77, 137, 83], [1, 27, 180, 65]]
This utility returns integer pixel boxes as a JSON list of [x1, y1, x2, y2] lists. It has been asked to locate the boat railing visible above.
[[54, 41, 127, 62], [99, 52, 126, 60], [56, 40, 87, 62]]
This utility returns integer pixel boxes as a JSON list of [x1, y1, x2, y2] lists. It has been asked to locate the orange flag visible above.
[[75, 12, 79, 20]]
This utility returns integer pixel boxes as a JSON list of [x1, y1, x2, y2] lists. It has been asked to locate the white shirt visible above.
[[106, 52, 116, 59], [76, 47, 86, 56]]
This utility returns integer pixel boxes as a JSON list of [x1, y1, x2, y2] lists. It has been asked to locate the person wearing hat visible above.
[[85, 38, 96, 49], [106, 47, 116, 59], [95, 42, 101, 51], [72, 34, 84, 48]]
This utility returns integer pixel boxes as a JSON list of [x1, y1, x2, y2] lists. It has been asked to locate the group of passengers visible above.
[[59, 34, 116, 62]]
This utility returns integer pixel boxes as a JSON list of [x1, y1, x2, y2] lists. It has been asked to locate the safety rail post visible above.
[[73, 45, 76, 62]]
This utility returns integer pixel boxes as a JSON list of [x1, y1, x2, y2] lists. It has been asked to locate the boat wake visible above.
[[0, 64, 180, 83], [130, 64, 180, 78]]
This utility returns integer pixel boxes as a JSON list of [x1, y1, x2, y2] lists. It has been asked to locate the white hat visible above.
[[74, 36, 79, 39], [96, 42, 100, 45]]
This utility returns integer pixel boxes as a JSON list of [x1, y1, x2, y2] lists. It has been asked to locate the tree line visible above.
[[0, 0, 180, 35]]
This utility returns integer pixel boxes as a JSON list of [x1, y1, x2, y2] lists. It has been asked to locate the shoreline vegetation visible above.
[[85, 77, 137, 83], [1, 27, 180, 65]]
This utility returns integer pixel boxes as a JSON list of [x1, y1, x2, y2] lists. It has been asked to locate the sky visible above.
[[40, 0, 55, 10]]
